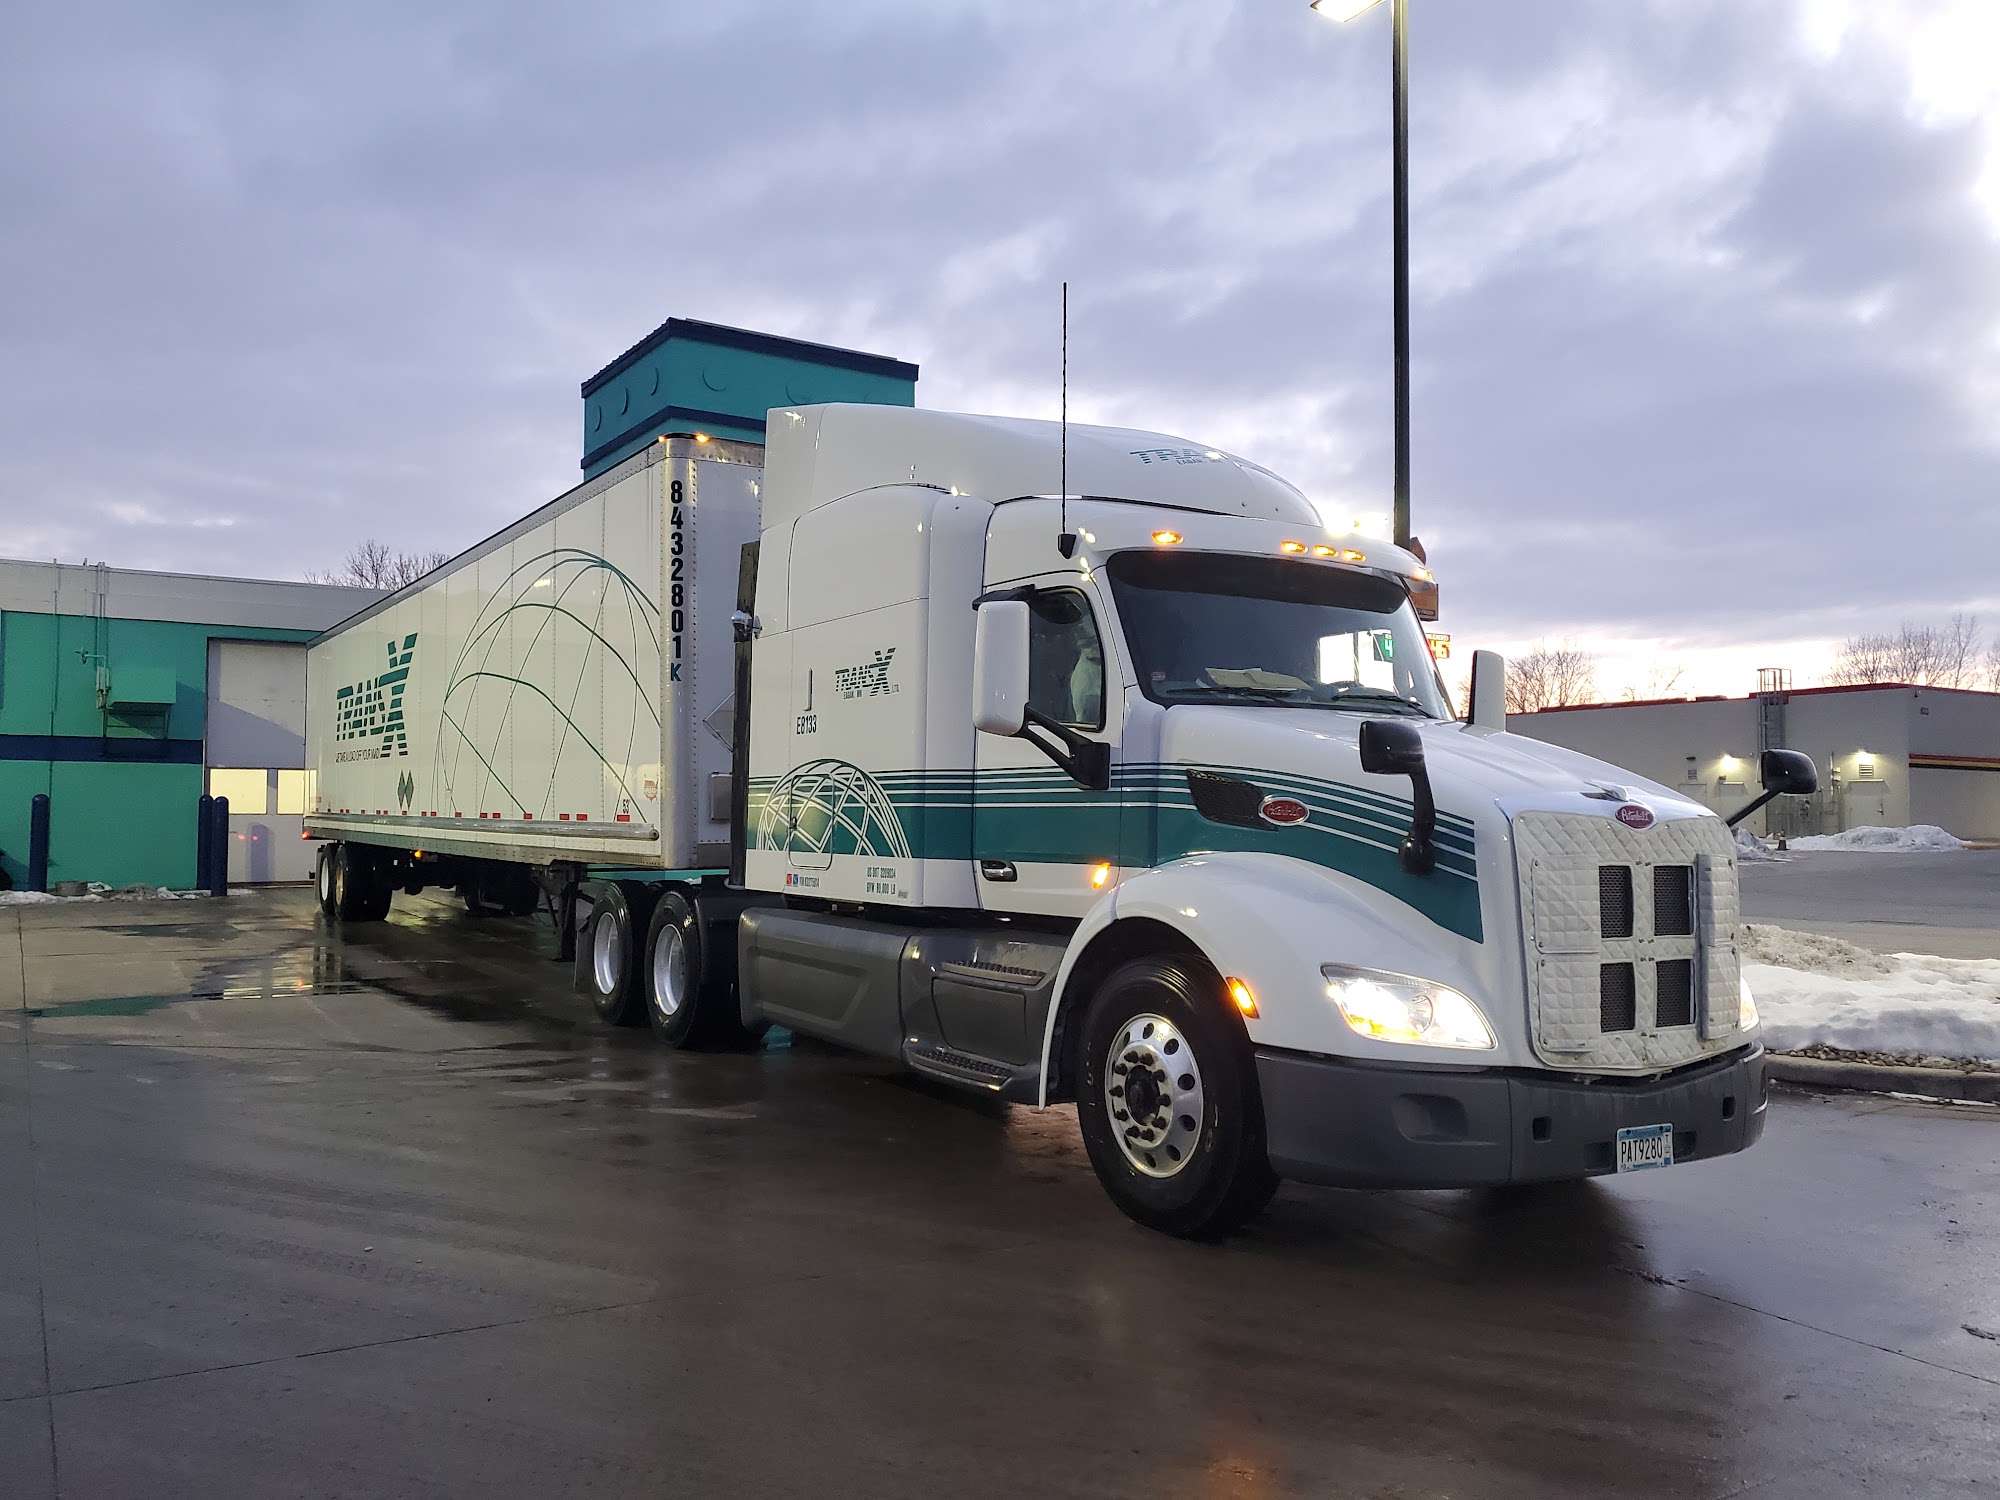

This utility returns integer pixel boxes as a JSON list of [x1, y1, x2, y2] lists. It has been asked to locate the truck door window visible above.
[[1027, 589, 1105, 731]]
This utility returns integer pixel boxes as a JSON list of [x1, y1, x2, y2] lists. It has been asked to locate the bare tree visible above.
[[1825, 615, 1981, 688], [309, 540, 450, 591], [1621, 661, 1687, 702], [1505, 641, 1598, 715]]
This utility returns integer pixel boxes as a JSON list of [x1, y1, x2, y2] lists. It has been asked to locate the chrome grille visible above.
[[1517, 811, 1743, 1072], [1600, 963, 1637, 1032], [1654, 865, 1693, 937], [1656, 958, 1694, 1027], [1599, 865, 1634, 939]]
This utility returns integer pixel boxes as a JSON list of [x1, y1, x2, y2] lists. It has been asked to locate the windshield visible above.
[[1105, 550, 1449, 718]]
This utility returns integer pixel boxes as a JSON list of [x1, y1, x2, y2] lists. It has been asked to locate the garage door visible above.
[[206, 640, 312, 883]]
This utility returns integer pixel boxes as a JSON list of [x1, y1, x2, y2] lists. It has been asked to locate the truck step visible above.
[[905, 1042, 1040, 1102]]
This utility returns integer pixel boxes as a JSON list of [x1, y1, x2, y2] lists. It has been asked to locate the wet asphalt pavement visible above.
[[1, 890, 1996, 1499]]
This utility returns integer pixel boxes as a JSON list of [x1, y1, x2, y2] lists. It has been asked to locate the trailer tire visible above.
[[1074, 955, 1279, 1240], [579, 883, 651, 1027], [315, 845, 339, 921], [333, 843, 388, 923]]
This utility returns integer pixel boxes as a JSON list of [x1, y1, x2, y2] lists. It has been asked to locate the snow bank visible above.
[[0, 885, 195, 906], [1744, 924, 2000, 1064], [1734, 826, 1780, 862], [1787, 824, 1965, 852]]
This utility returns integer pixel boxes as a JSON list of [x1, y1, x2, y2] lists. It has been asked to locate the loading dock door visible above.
[[206, 641, 313, 883]]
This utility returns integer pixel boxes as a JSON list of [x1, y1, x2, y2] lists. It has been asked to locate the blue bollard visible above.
[[196, 793, 214, 892], [27, 793, 49, 894], [209, 796, 229, 898]]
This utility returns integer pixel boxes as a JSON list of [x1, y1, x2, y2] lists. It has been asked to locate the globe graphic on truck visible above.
[[757, 759, 912, 860]]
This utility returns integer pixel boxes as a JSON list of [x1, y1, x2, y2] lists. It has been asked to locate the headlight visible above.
[[1321, 964, 1496, 1050], [1739, 976, 1760, 1031]]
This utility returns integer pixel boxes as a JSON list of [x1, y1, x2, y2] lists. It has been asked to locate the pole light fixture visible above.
[[1309, 0, 1386, 20], [1309, 0, 1415, 554]]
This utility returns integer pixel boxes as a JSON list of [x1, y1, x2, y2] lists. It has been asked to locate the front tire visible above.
[[1074, 955, 1279, 1239]]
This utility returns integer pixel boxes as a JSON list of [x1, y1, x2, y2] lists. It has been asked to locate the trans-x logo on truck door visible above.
[[834, 648, 897, 701], [334, 634, 417, 761]]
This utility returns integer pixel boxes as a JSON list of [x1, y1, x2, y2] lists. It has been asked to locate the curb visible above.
[[1769, 1054, 2000, 1103]]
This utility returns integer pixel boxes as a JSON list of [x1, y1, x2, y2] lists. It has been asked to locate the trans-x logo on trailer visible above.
[[334, 634, 418, 760]]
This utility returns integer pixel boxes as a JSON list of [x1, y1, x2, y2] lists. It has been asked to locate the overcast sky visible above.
[[3, 0, 1997, 695]]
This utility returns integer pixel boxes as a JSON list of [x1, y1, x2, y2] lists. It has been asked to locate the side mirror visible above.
[[972, 600, 1031, 737], [1761, 748, 1818, 796], [1468, 649, 1506, 733], [1358, 719, 1437, 875], [1726, 749, 1820, 828], [1359, 718, 1426, 776]]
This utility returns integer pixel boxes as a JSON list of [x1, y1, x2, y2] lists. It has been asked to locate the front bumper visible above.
[[1256, 1044, 1768, 1189]]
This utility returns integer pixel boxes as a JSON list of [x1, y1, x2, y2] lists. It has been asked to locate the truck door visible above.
[[974, 583, 1121, 917]]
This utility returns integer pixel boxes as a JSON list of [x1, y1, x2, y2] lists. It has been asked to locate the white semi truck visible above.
[[306, 403, 1809, 1237]]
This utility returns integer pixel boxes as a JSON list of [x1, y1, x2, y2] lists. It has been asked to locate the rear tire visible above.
[[1074, 955, 1279, 1239], [643, 890, 711, 1047], [578, 883, 652, 1027], [332, 842, 387, 923], [315, 845, 339, 921]]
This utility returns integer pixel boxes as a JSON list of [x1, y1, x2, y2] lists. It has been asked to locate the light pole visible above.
[[1311, 0, 1414, 554]]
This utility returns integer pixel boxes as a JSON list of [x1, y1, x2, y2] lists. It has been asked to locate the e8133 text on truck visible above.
[[305, 404, 1813, 1238]]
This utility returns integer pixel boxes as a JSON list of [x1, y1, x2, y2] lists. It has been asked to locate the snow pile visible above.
[[0, 884, 195, 906], [1744, 924, 2000, 1064], [1787, 824, 1965, 852], [1734, 826, 1780, 862]]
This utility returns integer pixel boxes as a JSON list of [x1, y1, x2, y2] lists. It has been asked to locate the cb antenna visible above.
[[1057, 281, 1076, 559]]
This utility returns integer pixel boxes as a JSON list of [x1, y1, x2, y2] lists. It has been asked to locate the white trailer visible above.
[[308, 405, 1812, 1237]]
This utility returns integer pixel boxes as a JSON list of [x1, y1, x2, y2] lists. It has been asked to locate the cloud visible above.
[[0, 0, 1995, 695]]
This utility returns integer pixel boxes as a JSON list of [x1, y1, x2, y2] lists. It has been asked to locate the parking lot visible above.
[[3, 887, 1997, 1498]]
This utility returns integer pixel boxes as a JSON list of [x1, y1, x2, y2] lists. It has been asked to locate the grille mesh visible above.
[[1656, 958, 1694, 1027], [1600, 963, 1637, 1032], [1599, 866, 1634, 939], [1654, 865, 1694, 937]]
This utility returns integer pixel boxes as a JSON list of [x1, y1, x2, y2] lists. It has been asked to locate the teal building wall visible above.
[[581, 317, 918, 478], [0, 612, 316, 890]]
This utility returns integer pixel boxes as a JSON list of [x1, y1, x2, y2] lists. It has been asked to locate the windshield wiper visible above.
[[1321, 686, 1432, 716]]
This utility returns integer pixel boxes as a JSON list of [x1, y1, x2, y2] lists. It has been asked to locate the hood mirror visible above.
[[1725, 748, 1820, 828], [1359, 720, 1437, 876]]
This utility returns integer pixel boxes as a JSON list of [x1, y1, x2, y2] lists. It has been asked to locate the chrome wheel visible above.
[[652, 925, 687, 1018], [591, 908, 622, 995], [1103, 1012, 1206, 1178]]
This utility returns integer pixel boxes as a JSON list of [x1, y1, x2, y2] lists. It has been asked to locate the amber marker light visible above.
[[1313, 545, 1337, 557], [1152, 530, 1182, 545], [1227, 978, 1259, 1018], [694, 432, 712, 443], [1340, 548, 1366, 563], [1280, 540, 1307, 554], [1090, 862, 1113, 889]]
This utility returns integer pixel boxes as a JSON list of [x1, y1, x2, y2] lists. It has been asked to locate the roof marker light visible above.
[[1340, 549, 1366, 563], [1280, 540, 1307, 554], [1152, 530, 1182, 546], [1313, 545, 1337, 557]]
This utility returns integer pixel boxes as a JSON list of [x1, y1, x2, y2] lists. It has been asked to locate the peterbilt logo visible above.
[[1616, 803, 1655, 830], [1260, 796, 1310, 826]]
